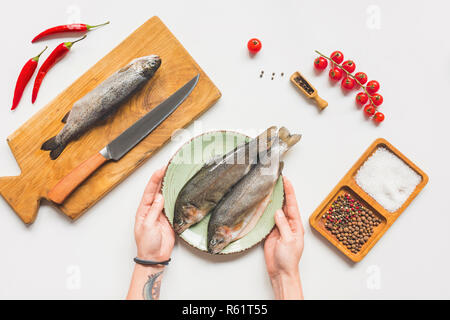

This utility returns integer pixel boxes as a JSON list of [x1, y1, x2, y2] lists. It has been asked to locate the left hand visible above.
[[134, 167, 175, 261]]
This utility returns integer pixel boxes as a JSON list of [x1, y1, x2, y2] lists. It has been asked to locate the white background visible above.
[[0, 0, 449, 299]]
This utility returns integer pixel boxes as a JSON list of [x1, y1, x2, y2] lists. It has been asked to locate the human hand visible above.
[[264, 176, 304, 299], [134, 167, 175, 261]]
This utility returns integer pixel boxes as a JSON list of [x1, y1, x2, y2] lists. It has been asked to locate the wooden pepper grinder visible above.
[[290, 71, 328, 110]]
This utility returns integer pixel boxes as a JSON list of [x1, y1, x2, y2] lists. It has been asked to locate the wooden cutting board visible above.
[[0, 16, 221, 224]]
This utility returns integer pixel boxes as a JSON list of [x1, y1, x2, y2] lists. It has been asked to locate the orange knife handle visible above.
[[48, 152, 108, 204]]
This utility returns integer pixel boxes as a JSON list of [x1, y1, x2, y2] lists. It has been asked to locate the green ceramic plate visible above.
[[162, 131, 284, 254]]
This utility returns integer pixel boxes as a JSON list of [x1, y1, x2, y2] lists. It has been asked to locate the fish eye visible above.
[[210, 238, 224, 246]]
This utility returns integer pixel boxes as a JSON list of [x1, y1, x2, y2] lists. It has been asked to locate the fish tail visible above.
[[41, 136, 67, 160], [61, 111, 71, 123], [41, 136, 58, 151], [278, 127, 301, 148]]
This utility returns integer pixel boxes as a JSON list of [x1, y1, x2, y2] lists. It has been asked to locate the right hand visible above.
[[264, 176, 304, 279]]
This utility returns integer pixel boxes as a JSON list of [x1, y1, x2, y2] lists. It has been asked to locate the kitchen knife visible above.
[[48, 74, 199, 204]]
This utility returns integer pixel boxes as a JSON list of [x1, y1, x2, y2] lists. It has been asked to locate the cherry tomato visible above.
[[314, 57, 328, 70], [364, 104, 376, 116], [354, 72, 368, 85], [342, 60, 356, 73], [247, 38, 262, 53], [341, 77, 355, 90], [366, 80, 380, 94], [371, 93, 383, 106], [373, 112, 385, 122], [331, 51, 344, 64], [356, 92, 368, 105], [329, 67, 343, 81]]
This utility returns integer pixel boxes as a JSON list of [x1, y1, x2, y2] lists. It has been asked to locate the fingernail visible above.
[[276, 210, 284, 218], [154, 194, 163, 203]]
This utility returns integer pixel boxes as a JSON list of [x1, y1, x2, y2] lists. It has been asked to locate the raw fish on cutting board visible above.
[[0, 16, 221, 224]]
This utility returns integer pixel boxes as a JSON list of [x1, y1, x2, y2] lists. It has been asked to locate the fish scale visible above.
[[41, 55, 161, 159], [207, 127, 301, 254], [173, 127, 278, 234]]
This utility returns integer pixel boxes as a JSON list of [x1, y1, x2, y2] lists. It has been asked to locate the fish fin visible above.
[[41, 136, 66, 160], [61, 111, 71, 123], [50, 145, 66, 160], [41, 136, 58, 151], [279, 161, 284, 175], [235, 190, 274, 240], [278, 127, 301, 148], [118, 64, 132, 73]]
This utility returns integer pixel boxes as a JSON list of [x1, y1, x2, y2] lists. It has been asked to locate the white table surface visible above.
[[0, 0, 449, 299]]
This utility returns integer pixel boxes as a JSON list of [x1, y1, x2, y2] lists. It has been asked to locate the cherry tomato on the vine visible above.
[[314, 57, 328, 70], [374, 112, 385, 122], [371, 93, 383, 106], [342, 60, 356, 73], [366, 80, 380, 94], [356, 92, 369, 105], [331, 51, 344, 64], [364, 104, 376, 116], [247, 38, 262, 53], [329, 67, 343, 81], [354, 72, 368, 85], [341, 77, 355, 90]]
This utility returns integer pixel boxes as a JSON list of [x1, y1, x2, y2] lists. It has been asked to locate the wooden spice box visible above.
[[309, 138, 429, 262]]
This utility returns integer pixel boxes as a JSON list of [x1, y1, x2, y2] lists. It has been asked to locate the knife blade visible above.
[[48, 74, 199, 204]]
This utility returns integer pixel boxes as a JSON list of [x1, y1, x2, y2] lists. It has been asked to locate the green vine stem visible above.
[[315, 50, 375, 106]]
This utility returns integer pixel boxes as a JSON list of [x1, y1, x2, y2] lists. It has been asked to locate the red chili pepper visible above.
[[11, 46, 48, 110], [31, 21, 109, 43], [32, 35, 86, 103]]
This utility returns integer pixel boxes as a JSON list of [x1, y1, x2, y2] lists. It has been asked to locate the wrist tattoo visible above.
[[143, 271, 163, 300]]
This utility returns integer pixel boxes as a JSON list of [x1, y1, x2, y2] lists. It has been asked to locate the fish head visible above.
[[207, 226, 233, 254], [173, 204, 204, 234], [136, 55, 161, 78]]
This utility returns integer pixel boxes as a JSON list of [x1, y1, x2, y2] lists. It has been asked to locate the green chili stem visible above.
[[87, 21, 110, 29], [32, 46, 48, 61], [71, 35, 87, 44]]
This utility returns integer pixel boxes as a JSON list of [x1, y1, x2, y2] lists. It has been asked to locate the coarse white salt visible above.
[[355, 147, 422, 212]]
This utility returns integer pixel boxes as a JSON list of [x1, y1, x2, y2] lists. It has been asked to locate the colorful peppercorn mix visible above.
[[322, 192, 381, 254]]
